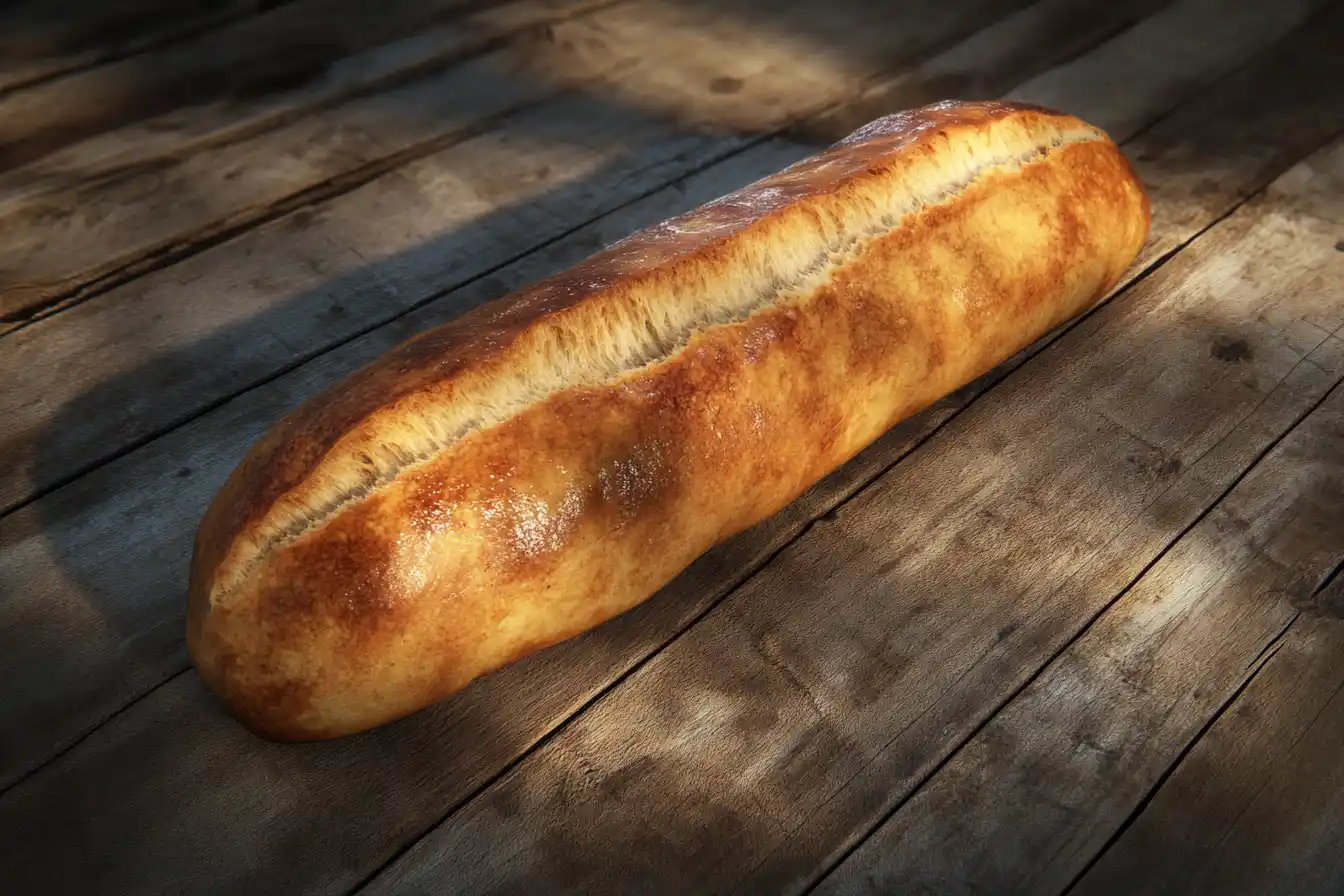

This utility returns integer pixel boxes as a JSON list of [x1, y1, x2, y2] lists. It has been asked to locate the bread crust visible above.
[[187, 100, 1150, 740]]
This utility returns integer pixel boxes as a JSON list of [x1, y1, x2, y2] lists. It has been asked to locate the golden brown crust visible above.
[[187, 100, 1150, 740]]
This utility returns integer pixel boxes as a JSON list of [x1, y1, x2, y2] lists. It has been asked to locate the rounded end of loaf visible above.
[[186, 526, 333, 743], [185, 461, 452, 742], [186, 555, 437, 743]]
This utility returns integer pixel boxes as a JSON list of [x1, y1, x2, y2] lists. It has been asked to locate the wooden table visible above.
[[2, 0, 1342, 892]]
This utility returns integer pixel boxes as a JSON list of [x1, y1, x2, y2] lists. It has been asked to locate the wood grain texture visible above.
[[357, 133, 1344, 896], [1001, 0, 1326, 140], [0, 15, 1336, 894], [815, 157, 1344, 893], [0, 0, 495, 173], [0, 0, 262, 95], [790, 0, 1171, 146], [0, 0, 612, 210], [1074, 607, 1344, 895], [505, 0, 1027, 133], [0, 0, 623, 324]]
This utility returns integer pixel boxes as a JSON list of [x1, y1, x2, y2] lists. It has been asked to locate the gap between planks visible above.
[[0, 0, 285, 97], [0, 0, 544, 174], [809, 371, 1344, 896]]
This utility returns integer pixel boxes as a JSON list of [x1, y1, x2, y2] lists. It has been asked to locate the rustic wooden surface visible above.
[[1, 1, 1342, 893]]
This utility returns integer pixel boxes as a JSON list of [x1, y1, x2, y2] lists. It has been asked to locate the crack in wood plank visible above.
[[1072, 616, 1344, 894], [1055, 614, 1296, 895], [1312, 554, 1344, 597]]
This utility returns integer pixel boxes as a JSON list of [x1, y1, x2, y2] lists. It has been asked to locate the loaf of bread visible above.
[[187, 100, 1150, 740]]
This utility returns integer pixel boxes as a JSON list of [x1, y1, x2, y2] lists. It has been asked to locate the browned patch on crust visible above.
[[191, 601, 322, 742], [262, 494, 391, 620]]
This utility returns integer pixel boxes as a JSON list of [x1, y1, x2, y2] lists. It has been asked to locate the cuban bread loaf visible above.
[[188, 100, 1151, 740]]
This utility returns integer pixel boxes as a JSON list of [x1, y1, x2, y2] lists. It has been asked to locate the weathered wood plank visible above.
[[0, 0, 1039, 508], [0, 0, 262, 95], [0, 0, 609, 211], [0, 0, 624, 325], [1074, 609, 1344, 895], [508, 0, 1027, 133], [1002, 0, 1325, 140], [813, 252, 1344, 894], [0, 0, 505, 173], [1, 15, 1338, 894], [804, 0, 1322, 152], [790, 0, 1169, 146], [351, 132, 1344, 896]]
